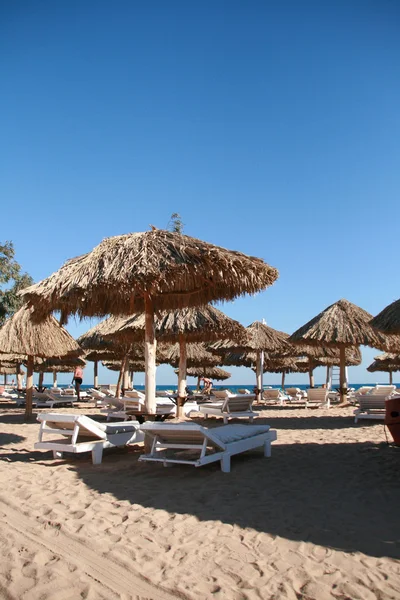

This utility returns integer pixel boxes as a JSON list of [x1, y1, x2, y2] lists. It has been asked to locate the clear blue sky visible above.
[[1, 1, 399, 386]]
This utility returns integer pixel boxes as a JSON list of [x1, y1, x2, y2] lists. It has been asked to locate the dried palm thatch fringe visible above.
[[289, 299, 399, 351], [102, 305, 246, 344], [182, 366, 231, 380], [370, 298, 400, 335], [20, 230, 279, 320], [0, 305, 81, 358], [33, 356, 86, 372], [102, 360, 146, 372], [159, 342, 223, 368], [209, 321, 289, 353], [0, 365, 24, 375]]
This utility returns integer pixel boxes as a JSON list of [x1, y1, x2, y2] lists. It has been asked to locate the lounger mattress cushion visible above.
[[102, 421, 140, 435], [212, 424, 270, 444]]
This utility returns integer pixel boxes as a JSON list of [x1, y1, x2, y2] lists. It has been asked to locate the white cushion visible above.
[[212, 424, 270, 444]]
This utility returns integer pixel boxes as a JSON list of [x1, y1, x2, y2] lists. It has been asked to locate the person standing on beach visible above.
[[73, 365, 84, 401]]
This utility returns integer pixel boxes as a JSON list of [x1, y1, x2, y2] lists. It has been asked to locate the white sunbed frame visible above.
[[35, 413, 144, 464], [139, 422, 277, 473], [354, 395, 390, 423], [199, 395, 257, 423], [305, 388, 330, 408]]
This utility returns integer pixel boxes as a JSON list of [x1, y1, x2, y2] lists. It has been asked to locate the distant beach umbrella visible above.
[[370, 298, 400, 336], [78, 319, 148, 394], [367, 353, 400, 384], [175, 365, 231, 390], [102, 305, 245, 415], [33, 356, 86, 388], [0, 305, 82, 417], [210, 321, 290, 400], [289, 299, 396, 404], [21, 229, 278, 415]]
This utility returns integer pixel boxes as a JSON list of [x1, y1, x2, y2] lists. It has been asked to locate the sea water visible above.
[[69, 383, 398, 393]]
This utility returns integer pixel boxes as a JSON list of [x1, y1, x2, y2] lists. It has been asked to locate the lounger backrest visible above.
[[358, 395, 387, 410], [141, 423, 226, 450], [286, 387, 300, 395], [237, 389, 251, 394], [124, 390, 145, 400], [374, 385, 396, 396], [91, 389, 106, 399], [307, 389, 328, 402], [212, 390, 234, 399], [63, 388, 76, 396], [225, 397, 253, 412], [356, 387, 374, 395], [42, 415, 106, 439], [263, 389, 280, 399]]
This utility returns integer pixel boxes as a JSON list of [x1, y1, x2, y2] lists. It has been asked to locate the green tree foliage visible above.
[[0, 241, 34, 325], [168, 212, 184, 234]]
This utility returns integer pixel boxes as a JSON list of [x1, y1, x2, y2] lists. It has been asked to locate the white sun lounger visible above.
[[34, 391, 76, 408], [139, 422, 277, 472], [354, 395, 392, 422], [305, 388, 330, 408], [261, 389, 289, 405], [198, 395, 257, 423], [35, 413, 145, 464]]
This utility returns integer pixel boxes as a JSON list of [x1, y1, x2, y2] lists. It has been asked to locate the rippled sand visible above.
[[0, 399, 399, 599]]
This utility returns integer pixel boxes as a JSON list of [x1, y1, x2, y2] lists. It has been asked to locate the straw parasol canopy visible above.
[[103, 305, 246, 344], [289, 299, 396, 403], [370, 299, 400, 335], [0, 305, 82, 417], [209, 321, 291, 400], [101, 305, 246, 413], [160, 342, 223, 368], [78, 317, 147, 392], [20, 230, 278, 414], [185, 366, 231, 381], [367, 353, 400, 384]]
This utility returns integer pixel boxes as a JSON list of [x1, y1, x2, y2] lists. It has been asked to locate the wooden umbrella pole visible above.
[[281, 371, 285, 390], [309, 360, 315, 388], [177, 334, 187, 418], [53, 370, 57, 387], [389, 371, 393, 385], [144, 294, 157, 414], [130, 371, 134, 389], [94, 360, 98, 388], [339, 345, 347, 404], [25, 355, 34, 420], [17, 363, 23, 390], [326, 365, 330, 388], [122, 360, 130, 392], [116, 356, 126, 398], [38, 371, 44, 390], [256, 351, 262, 402], [196, 376, 201, 392]]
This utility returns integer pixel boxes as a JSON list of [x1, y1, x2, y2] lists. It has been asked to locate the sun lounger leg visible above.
[[92, 445, 104, 465], [249, 416, 254, 423], [220, 454, 231, 473], [53, 450, 64, 459], [223, 416, 228, 424], [264, 440, 271, 458]]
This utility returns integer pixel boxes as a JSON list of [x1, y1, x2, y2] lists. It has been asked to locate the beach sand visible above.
[[0, 400, 399, 600]]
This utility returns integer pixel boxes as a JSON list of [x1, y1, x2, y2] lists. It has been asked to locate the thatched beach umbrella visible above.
[[177, 365, 231, 391], [0, 306, 82, 417], [102, 305, 245, 414], [367, 353, 400, 384], [289, 299, 394, 404], [78, 318, 147, 394], [210, 321, 290, 400], [21, 230, 278, 414], [370, 299, 400, 335], [34, 356, 86, 388]]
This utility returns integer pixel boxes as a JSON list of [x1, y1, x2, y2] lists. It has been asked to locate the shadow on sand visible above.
[[67, 437, 400, 560], [0, 432, 26, 446]]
